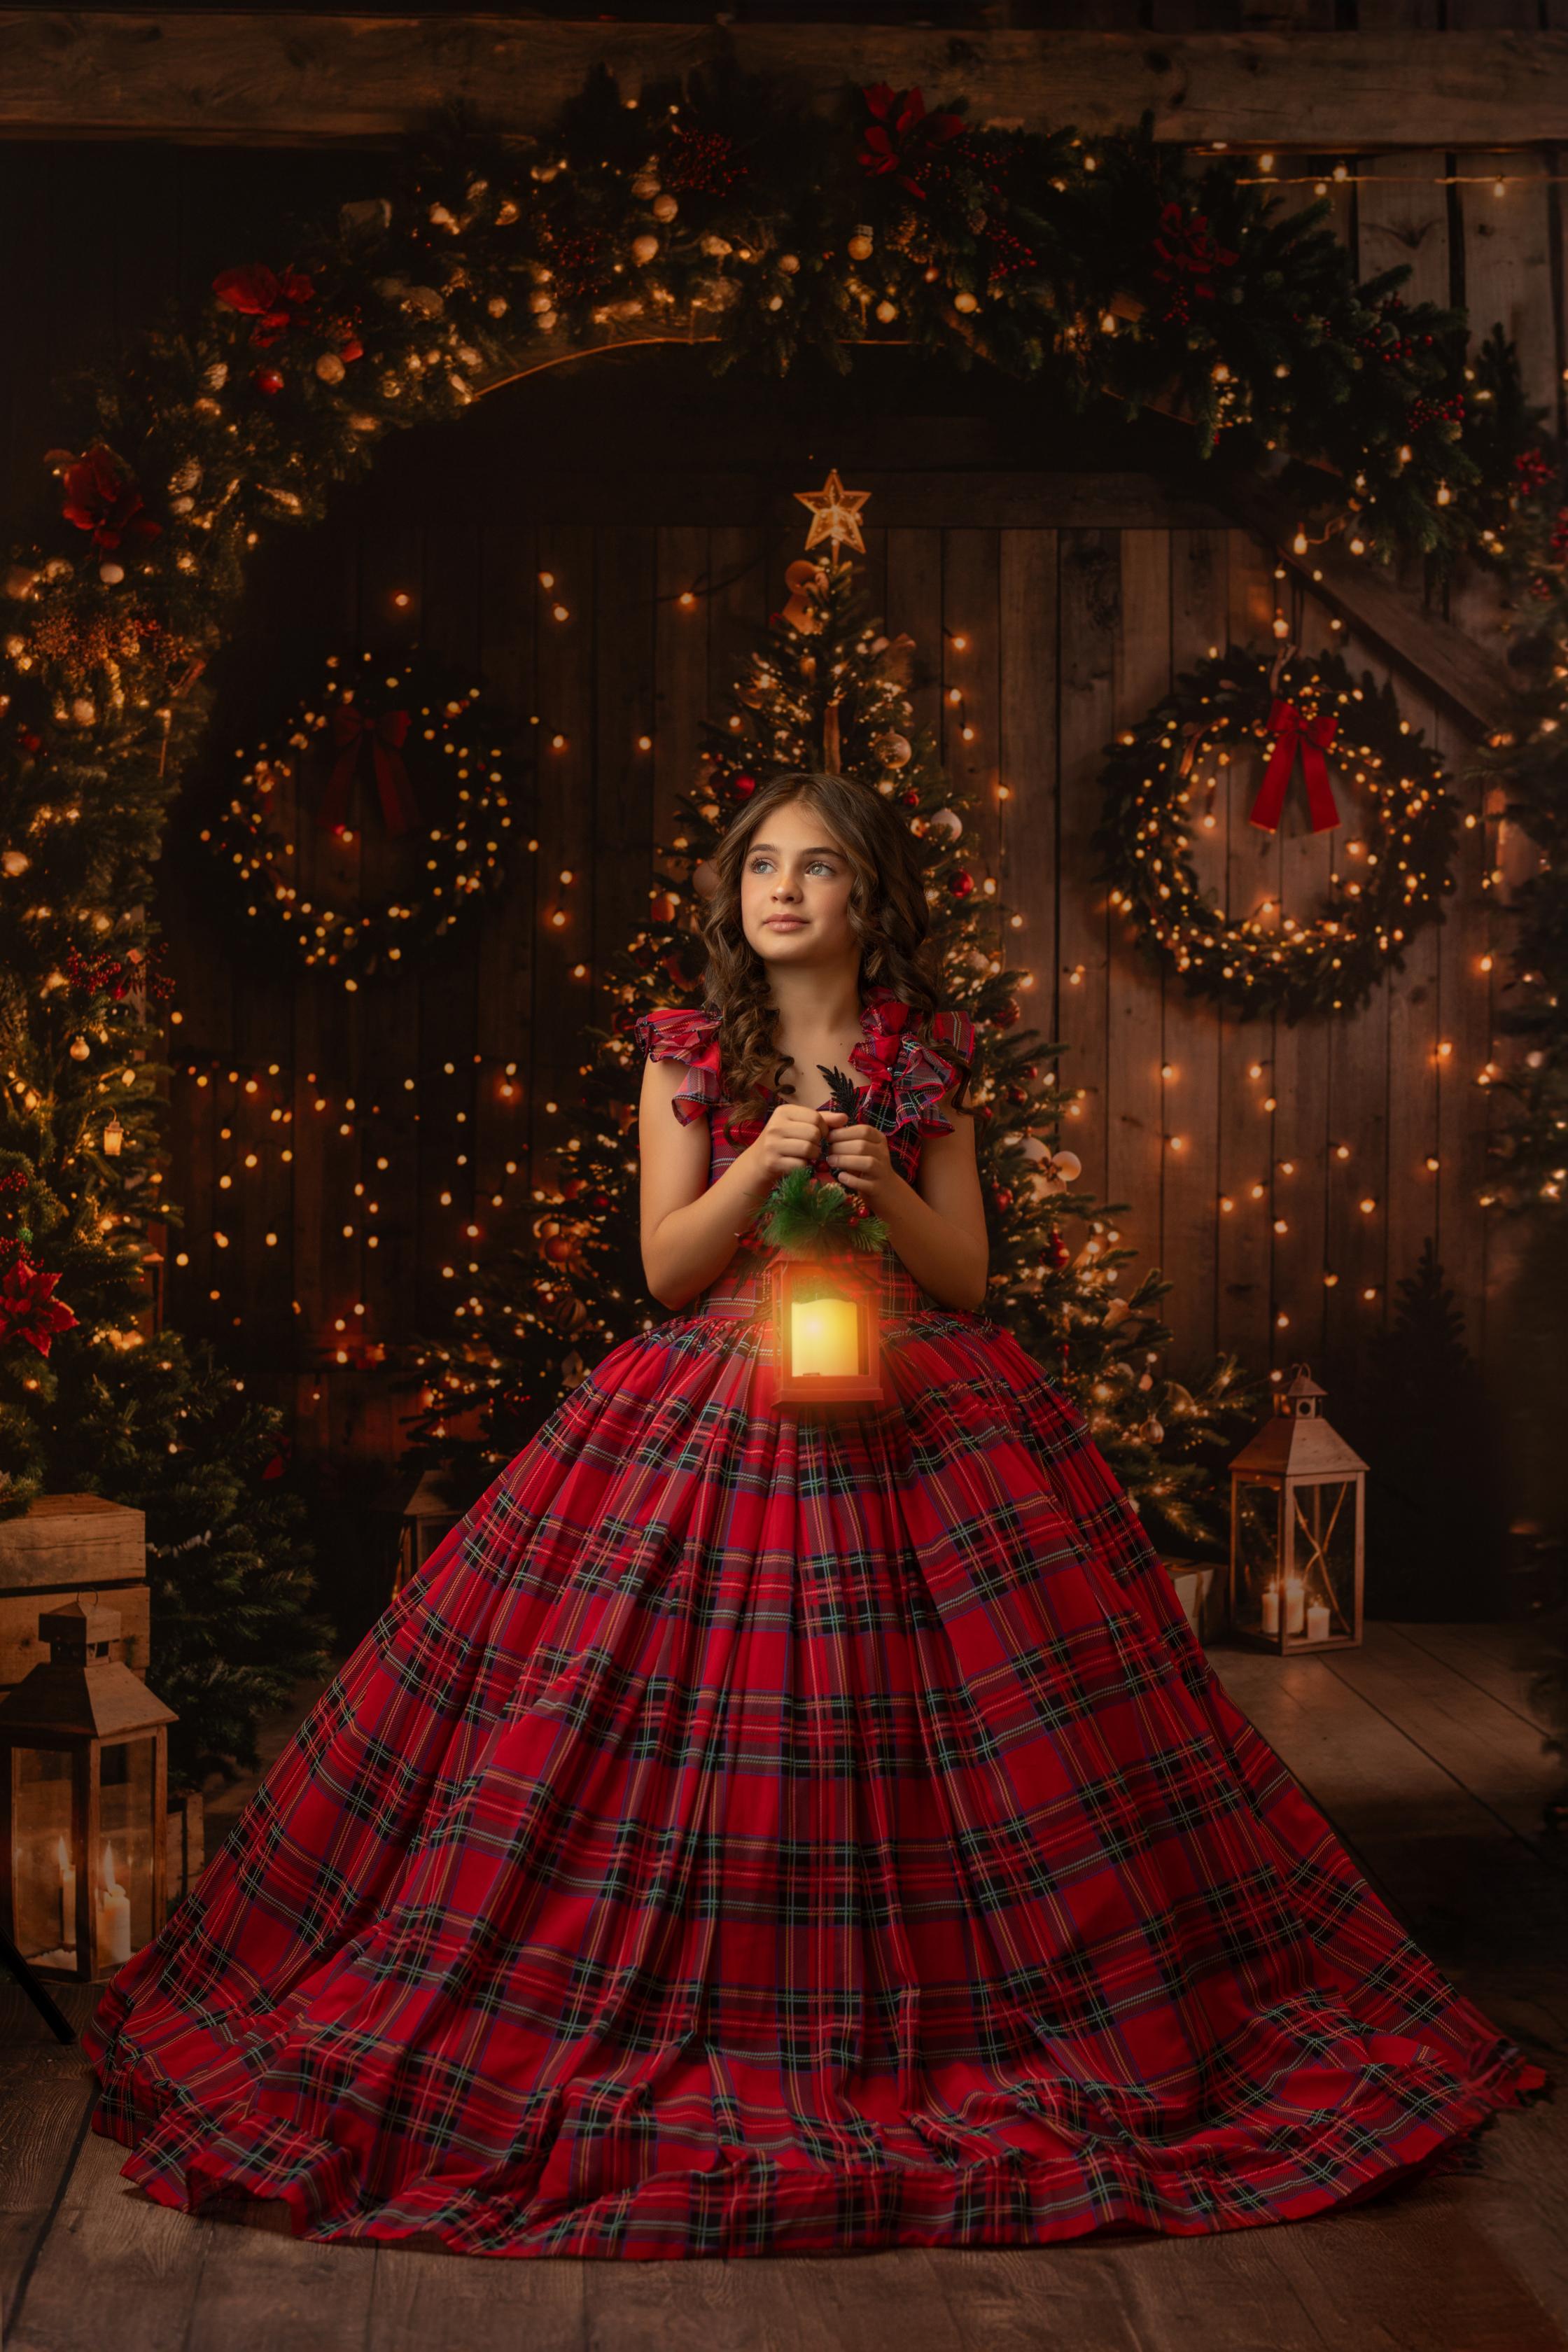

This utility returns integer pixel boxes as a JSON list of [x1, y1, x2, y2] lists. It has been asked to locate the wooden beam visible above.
[[1227, 484, 1515, 741], [6, 18, 1568, 148]]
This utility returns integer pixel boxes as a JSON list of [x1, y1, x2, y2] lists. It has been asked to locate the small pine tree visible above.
[[1338, 1236, 1506, 1620], [399, 534, 1262, 1561], [0, 844, 334, 1790]]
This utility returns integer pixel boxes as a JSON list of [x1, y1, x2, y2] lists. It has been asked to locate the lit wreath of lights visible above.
[[1095, 645, 1458, 1022], [197, 647, 526, 986]]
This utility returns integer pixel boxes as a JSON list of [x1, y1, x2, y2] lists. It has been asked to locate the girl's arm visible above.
[[638, 1057, 776, 1310], [834, 1091, 990, 1314]]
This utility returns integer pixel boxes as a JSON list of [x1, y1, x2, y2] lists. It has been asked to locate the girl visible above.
[[83, 768, 1550, 2260]]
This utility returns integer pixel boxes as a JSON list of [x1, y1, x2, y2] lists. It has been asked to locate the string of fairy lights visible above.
[[135, 468, 1514, 1365]]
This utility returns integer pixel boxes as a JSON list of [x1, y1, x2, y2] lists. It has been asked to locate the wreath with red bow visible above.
[[197, 645, 528, 986], [1093, 645, 1457, 1023]]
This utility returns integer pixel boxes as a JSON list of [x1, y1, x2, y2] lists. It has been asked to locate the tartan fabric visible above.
[[83, 1002, 1552, 2260]]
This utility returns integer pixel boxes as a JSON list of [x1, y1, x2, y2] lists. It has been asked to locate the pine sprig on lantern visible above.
[[752, 1163, 890, 1261]]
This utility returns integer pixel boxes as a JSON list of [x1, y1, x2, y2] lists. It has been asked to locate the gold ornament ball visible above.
[[99, 561, 125, 586], [652, 192, 679, 223], [848, 230, 874, 261], [71, 697, 97, 727], [778, 253, 800, 274], [873, 731, 912, 769], [631, 173, 661, 200], [69, 1036, 90, 1060], [528, 288, 554, 314], [876, 300, 897, 323], [631, 233, 659, 264], [315, 351, 346, 384], [953, 290, 979, 314]]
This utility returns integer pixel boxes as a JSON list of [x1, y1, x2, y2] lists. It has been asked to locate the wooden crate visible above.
[[0, 1494, 149, 1687]]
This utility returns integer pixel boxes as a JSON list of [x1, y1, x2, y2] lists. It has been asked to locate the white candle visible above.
[[97, 1838, 131, 1968], [1260, 1583, 1280, 1637], [790, 1296, 859, 1378], [1306, 1602, 1331, 1644], [56, 1835, 76, 1949], [1284, 1575, 1306, 1635]]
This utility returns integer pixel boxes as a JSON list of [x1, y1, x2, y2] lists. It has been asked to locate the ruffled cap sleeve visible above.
[[897, 1007, 976, 1136], [635, 1006, 724, 1126]]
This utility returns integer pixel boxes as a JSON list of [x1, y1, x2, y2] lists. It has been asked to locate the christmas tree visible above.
[[0, 648, 333, 1789], [399, 481, 1262, 1561]]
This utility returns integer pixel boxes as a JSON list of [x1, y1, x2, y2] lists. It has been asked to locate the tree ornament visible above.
[[794, 468, 870, 559], [1096, 643, 1456, 1023], [872, 730, 911, 769]]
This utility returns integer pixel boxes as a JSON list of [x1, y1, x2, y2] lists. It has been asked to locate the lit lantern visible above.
[[769, 1257, 884, 1405], [1228, 1362, 1366, 1653], [0, 1597, 176, 1980]]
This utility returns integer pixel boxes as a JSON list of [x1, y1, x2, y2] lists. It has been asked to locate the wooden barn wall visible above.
[[0, 127, 1556, 1508]]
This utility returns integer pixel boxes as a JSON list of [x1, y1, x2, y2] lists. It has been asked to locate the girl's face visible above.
[[739, 798, 857, 969]]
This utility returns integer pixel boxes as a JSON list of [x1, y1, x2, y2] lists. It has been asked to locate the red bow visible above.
[[316, 704, 419, 837], [1250, 699, 1340, 834]]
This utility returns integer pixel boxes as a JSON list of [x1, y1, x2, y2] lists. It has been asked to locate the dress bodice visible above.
[[634, 988, 977, 1326]]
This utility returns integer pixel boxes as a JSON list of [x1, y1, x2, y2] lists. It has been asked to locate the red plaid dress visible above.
[[84, 988, 1550, 2260]]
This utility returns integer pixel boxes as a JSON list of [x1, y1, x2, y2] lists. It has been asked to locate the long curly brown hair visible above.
[[694, 769, 970, 1140]]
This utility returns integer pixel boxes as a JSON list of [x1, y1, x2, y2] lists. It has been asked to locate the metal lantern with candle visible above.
[[1227, 1363, 1366, 1653], [753, 1060, 890, 1408], [0, 1597, 176, 1980]]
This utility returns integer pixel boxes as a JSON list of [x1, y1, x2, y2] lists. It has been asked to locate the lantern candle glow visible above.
[[770, 1258, 884, 1405], [1227, 1364, 1366, 1653]]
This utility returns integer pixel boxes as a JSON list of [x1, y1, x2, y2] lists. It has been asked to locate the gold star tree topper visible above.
[[794, 468, 870, 559]]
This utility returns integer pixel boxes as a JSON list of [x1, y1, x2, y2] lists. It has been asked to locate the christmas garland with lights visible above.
[[197, 646, 526, 985], [1094, 644, 1458, 1023]]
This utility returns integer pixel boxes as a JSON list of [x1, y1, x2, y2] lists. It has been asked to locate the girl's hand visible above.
[[743, 1102, 841, 1189], [822, 1116, 894, 1206]]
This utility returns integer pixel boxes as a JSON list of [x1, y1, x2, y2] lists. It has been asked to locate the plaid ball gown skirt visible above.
[[83, 1252, 1551, 2260]]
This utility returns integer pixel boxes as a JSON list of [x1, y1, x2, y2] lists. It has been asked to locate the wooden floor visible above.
[[2, 1622, 1564, 2352]]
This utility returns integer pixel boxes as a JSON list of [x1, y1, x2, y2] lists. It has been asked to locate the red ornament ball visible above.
[[732, 771, 757, 797], [253, 365, 286, 396], [993, 995, 1021, 1027], [948, 869, 975, 899]]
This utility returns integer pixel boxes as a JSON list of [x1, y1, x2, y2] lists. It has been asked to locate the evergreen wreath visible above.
[[195, 646, 526, 985], [1094, 644, 1458, 1023]]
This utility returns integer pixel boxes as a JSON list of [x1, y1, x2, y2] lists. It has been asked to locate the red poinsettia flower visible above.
[[58, 444, 162, 552], [858, 83, 963, 200], [0, 1252, 78, 1358], [212, 263, 316, 347], [1151, 200, 1239, 300]]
